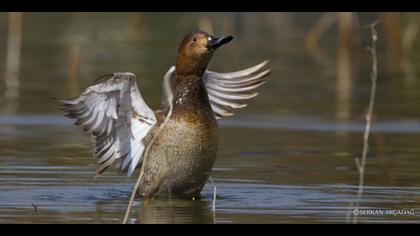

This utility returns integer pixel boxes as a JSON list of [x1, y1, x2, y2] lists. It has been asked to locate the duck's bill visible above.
[[207, 35, 234, 50]]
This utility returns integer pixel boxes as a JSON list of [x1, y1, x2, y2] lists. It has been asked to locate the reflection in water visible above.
[[136, 198, 214, 224]]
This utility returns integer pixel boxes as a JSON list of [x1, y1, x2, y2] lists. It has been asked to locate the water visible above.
[[1, 12, 420, 224]]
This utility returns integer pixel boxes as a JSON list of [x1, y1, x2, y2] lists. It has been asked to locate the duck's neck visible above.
[[171, 74, 213, 119], [174, 74, 209, 107]]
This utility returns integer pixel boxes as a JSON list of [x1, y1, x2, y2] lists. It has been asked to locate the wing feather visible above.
[[203, 61, 271, 119], [60, 72, 157, 177]]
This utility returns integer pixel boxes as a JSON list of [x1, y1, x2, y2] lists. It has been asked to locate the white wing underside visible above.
[[60, 72, 157, 177]]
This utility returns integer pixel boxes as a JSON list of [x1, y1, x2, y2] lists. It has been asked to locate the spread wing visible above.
[[203, 61, 271, 119], [162, 61, 271, 119], [59, 72, 157, 177]]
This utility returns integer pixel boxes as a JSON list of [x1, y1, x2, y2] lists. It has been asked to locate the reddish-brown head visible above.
[[175, 31, 233, 77]]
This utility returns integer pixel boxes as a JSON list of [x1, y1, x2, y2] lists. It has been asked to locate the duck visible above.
[[60, 31, 271, 199]]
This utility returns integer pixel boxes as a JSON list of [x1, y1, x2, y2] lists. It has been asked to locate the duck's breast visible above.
[[140, 111, 218, 198]]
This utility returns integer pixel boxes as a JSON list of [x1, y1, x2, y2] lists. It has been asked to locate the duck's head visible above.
[[176, 31, 233, 77]]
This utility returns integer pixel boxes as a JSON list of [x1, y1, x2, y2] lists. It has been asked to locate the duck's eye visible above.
[[192, 37, 197, 42]]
